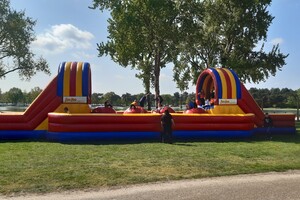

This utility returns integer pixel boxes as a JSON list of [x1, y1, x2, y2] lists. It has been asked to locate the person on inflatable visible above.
[[130, 99, 138, 110], [203, 99, 211, 110], [189, 99, 197, 109], [104, 100, 112, 108], [139, 93, 149, 108], [198, 89, 205, 106], [155, 95, 164, 108]]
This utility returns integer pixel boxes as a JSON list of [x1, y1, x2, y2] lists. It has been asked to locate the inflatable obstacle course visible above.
[[0, 62, 295, 142]]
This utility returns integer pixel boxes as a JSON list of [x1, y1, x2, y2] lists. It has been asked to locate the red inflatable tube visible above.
[[184, 108, 207, 114], [123, 107, 147, 114], [0, 76, 61, 131], [24, 77, 58, 118], [0, 122, 32, 130], [28, 96, 61, 127], [174, 123, 254, 131], [272, 121, 295, 127], [238, 99, 263, 127], [173, 114, 254, 124], [24, 89, 59, 121], [239, 85, 265, 126], [49, 123, 161, 132], [48, 113, 161, 124], [48, 113, 255, 133], [0, 114, 25, 123], [258, 114, 295, 128], [151, 106, 176, 114], [269, 114, 295, 121], [91, 107, 116, 113]]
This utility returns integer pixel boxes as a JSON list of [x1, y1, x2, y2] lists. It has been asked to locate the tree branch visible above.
[[0, 66, 24, 78]]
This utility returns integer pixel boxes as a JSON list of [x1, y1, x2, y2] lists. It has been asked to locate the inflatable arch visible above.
[[195, 67, 295, 129], [57, 62, 92, 104], [196, 67, 241, 105]]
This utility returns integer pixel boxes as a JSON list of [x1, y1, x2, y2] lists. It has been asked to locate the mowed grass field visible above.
[[0, 123, 300, 195]]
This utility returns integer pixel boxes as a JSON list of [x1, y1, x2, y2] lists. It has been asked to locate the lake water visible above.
[[0, 106, 27, 112]]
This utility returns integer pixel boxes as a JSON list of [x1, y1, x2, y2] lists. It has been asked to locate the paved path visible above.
[[1, 170, 300, 200]]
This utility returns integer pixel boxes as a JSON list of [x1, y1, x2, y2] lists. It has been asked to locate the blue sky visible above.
[[1, 0, 299, 95]]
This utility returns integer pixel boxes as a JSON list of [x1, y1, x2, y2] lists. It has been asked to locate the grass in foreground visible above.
[[0, 126, 300, 195]]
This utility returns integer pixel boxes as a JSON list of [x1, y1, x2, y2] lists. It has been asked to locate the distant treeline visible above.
[[0, 87, 299, 109]]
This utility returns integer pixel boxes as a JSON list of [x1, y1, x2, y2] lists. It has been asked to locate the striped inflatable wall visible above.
[[57, 62, 91, 104], [196, 68, 241, 104]]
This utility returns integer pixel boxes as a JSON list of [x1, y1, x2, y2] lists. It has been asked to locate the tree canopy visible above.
[[0, 0, 50, 80], [92, 0, 288, 93], [174, 0, 288, 90], [91, 0, 180, 106]]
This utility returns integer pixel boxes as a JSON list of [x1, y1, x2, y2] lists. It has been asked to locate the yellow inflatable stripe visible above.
[[216, 68, 227, 99], [223, 68, 237, 99], [76, 62, 83, 96], [63, 62, 71, 96]]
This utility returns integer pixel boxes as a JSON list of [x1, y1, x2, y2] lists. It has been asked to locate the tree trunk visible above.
[[142, 64, 152, 111], [145, 85, 151, 111], [154, 52, 161, 108]]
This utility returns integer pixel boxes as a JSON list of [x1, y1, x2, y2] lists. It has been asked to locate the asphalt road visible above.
[[2, 170, 300, 200]]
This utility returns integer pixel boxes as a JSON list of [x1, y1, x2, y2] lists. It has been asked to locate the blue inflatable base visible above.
[[46, 130, 253, 143], [0, 130, 47, 141], [254, 127, 296, 135], [5, 128, 296, 143]]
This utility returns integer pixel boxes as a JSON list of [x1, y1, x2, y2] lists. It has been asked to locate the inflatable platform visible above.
[[0, 62, 295, 142]]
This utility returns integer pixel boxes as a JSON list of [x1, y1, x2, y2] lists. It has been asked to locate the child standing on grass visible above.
[[264, 112, 273, 139], [161, 109, 175, 144]]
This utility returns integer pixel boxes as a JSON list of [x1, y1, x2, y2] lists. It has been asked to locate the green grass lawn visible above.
[[0, 125, 300, 195]]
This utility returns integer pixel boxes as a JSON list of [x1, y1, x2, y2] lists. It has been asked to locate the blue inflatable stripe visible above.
[[45, 130, 253, 143], [82, 62, 90, 97], [57, 62, 65, 97], [174, 130, 253, 139], [210, 68, 222, 98], [0, 130, 47, 140], [46, 131, 161, 143], [229, 69, 241, 99]]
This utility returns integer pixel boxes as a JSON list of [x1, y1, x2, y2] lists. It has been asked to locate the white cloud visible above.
[[71, 51, 96, 60], [270, 37, 284, 45], [31, 24, 94, 54]]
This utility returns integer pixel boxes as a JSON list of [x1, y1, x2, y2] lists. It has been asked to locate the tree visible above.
[[0, 0, 50, 80], [102, 92, 121, 105], [25, 86, 42, 103], [249, 88, 271, 108], [121, 93, 134, 106], [160, 94, 173, 106], [6, 87, 24, 105], [91, 0, 180, 107], [173, 92, 180, 107], [174, 0, 288, 89], [91, 93, 103, 105]]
